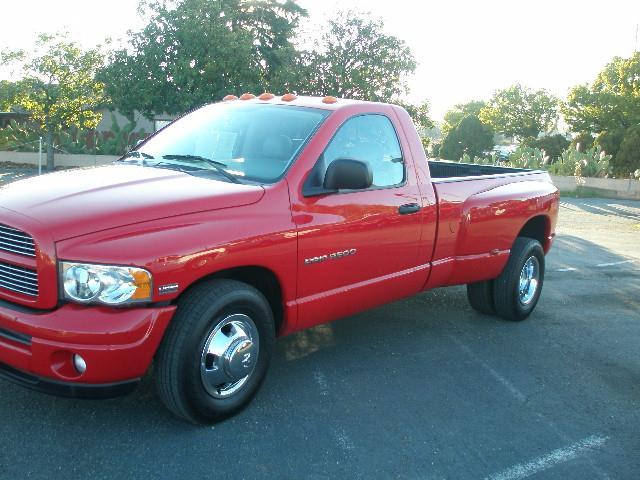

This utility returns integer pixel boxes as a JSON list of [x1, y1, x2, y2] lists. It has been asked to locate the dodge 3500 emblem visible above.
[[305, 248, 357, 265]]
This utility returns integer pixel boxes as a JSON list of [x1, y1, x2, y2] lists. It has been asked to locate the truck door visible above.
[[291, 112, 431, 329]]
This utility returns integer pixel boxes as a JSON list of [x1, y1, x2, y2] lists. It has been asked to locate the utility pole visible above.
[[38, 137, 42, 175]]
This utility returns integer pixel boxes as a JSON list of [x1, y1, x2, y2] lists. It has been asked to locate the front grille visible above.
[[0, 224, 36, 257], [0, 261, 38, 297]]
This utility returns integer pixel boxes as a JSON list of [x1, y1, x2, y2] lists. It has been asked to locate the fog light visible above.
[[73, 354, 87, 374]]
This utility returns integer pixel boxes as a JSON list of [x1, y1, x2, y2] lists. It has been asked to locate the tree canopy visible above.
[[0, 81, 22, 111], [1, 33, 106, 169], [100, 0, 306, 117], [615, 125, 640, 176], [562, 52, 640, 135], [480, 84, 558, 139], [291, 13, 417, 102], [442, 100, 486, 134], [440, 115, 494, 161], [397, 100, 433, 132]]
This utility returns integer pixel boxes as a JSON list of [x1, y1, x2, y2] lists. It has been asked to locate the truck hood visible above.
[[0, 164, 265, 241]]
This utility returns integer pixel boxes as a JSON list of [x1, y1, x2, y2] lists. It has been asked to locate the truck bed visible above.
[[428, 160, 540, 181]]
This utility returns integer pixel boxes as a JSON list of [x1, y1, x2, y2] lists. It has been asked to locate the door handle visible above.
[[398, 203, 421, 215]]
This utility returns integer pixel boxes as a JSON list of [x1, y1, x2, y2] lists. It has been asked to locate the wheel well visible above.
[[517, 215, 549, 251], [185, 266, 284, 334]]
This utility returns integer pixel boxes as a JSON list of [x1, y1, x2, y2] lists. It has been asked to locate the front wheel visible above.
[[493, 237, 545, 321], [155, 279, 275, 424]]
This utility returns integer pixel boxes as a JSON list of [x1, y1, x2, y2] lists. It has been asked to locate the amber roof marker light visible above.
[[258, 92, 275, 100], [281, 93, 297, 102], [223, 94, 238, 101], [240, 93, 256, 100], [322, 96, 338, 104]]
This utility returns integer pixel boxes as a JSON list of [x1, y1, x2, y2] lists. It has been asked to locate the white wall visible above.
[[551, 175, 640, 200], [0, 151, 119, 168]]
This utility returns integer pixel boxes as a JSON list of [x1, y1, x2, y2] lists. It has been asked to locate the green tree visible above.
[[480, 84, 558, 139], [594, 129, 625, 158], [569, 132, 594, 153], [100, 0, 306, 117], [562, 52, 640, 135], [0, 81, 22, 111], [293, 12, 416, 101], [395, 100, 434, 149], [397, 101, 433, 132], [615, 125, 640, 176], [1, 33, 105, 169], [440, 115, 494, 161], [442, 100, 485, 134]]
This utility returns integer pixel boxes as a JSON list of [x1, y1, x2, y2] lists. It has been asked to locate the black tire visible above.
[[466, 280, 495, 314], [155, 279, 275, 424], [493, 237, 545, 321]]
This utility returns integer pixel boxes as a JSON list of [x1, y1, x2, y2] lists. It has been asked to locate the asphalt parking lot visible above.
[[0, 186, 638, 479]]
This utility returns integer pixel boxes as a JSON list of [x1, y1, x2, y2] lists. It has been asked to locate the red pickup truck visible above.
[[0, 95, 558, 423]]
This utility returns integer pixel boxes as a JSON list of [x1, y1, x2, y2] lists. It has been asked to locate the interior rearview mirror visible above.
[[323, 159, 373, 191]]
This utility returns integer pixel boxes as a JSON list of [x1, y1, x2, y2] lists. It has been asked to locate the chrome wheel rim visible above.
[[519, 256, 540, 306], [200, 313, 259, 399]]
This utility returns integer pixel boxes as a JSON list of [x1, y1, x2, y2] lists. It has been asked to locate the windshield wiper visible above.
[[162, 154, 227, 168], [161, 154, 240, 184], [120, 151, 155, 163]]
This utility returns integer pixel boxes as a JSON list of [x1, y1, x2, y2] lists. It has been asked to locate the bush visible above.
[[0, 120, 40, 152], [453, 144, 612, 179], [459, 153, 499, 165], [523, 134, 569, 162], [507, 146, 547, 169], [547, 146, 611, 178], [613, 125, 640, 177], [0, 117, 148, 156]]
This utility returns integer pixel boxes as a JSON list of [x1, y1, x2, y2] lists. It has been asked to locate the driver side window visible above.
[[310, 114, 404, 189]]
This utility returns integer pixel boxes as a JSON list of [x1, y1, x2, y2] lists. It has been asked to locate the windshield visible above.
[[132, 103, 329, 183]]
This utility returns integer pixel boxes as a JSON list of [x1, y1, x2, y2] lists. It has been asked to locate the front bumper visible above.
[[0, 362, 139, 398], [0, 300, 176, 397]]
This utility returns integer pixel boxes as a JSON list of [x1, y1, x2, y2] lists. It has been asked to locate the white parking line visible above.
[[333, 428, 355, 451], [313, 368, 329, 396], [448, 334, 527, 403], [485, 435, 608, 480], [556, 267, 578, 272], [595, 260, 636, 267]]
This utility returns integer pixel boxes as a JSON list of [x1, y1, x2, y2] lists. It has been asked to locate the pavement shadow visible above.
[[549, 233, 639, 268], [0, 168, 37, 186], [561, 198, 640, 221]]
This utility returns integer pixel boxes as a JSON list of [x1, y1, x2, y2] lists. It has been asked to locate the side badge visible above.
[[158, 283, 179, 295]]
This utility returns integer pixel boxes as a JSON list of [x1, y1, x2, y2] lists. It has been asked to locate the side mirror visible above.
[[323, 159, 373, 191]]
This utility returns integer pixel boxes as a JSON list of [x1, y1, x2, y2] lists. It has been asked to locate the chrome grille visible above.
[[0, 224, 36, 257], [0, 261, 38, 297]]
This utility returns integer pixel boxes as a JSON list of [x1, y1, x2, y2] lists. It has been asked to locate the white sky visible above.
[[1, 0, 639, 120]]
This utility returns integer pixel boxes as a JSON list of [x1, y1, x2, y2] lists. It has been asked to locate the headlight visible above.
[[61, 262, 152, 305]]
